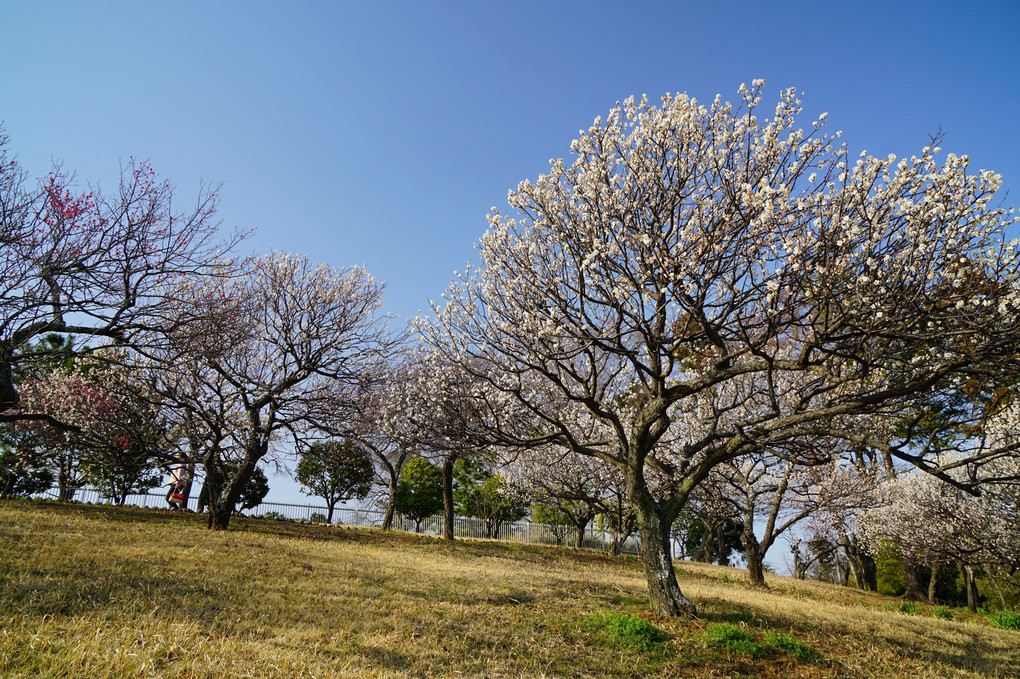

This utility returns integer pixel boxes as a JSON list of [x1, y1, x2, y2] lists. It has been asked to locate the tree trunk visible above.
[[57, 463, 76, 502], [741, 533, 767, 588], [209, 498, 232, 530], [441, 452, 457, 541], [326, 503, 335, 524], [962, 564, 979, 613], [903, 560, 926, 601], [631, 488, 696, 618], [841, 542, 865, 588], [204, 449, 259, 531], [573, 517, 589, 550], [859, 551, 878, 592], [716, 522, 728, 566], [836, 554, 850, 587], [382, 475, 398, 531], [983, 563, 1009, 610], [692, 523, 713, 563], [927, 563, 940, 604]]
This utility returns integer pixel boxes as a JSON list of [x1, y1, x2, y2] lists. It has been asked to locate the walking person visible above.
[[166, 464, 189, 510]]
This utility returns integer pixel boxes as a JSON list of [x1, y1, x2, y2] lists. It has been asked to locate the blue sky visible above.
[[3, 1, 1019, 518]]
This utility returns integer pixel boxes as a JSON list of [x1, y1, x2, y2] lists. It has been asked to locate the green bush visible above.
[[987, 611, 1020, 631], [582, 613, 668, 651], [933, 605, 954, 620], [309, 512, 328, 524], [704, 623, 765, 657], [765, 633, 820, 662]]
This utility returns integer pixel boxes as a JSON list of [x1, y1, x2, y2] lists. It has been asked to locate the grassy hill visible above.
[[0, 500, 1017, 678]]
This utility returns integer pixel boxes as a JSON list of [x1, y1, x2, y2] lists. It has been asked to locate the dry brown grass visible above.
[[1, 499, 1017, 678]]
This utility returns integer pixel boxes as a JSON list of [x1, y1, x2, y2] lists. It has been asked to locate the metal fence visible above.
[[36, 486, 641, 555]]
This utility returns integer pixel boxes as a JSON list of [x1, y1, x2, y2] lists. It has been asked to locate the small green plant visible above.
[[765, 633, 820, 662], [704, 623, 765, 657], [262, 511, 287, 520], [720, 573, 730, 583], [897, 602, 920, 615], [309, 512, 328, 524], [987, 611, 1020, 631], [933, 605, 954, 620], [582, 613, 668, 651]]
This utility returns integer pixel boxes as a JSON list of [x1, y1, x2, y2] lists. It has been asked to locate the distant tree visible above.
[[296, 439, 374, 523], [393, 457, 444, 533], [138, 251, 396, 530], [16, 352, 172, 505], [531, 503, 571, 546], [333, 355, 418, 532], [238, 466, 270, 511], [513, 446, 622, 549], [454, 459, 529, 538]]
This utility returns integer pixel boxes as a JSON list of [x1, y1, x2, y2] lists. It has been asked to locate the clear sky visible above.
[[3, 1, 1019, 518]]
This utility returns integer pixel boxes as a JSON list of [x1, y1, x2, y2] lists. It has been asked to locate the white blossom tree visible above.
[[420, 81, 1020, 617], [861, 402, 1020, 610], [139, 252, 396, 529], [513, 445, 626, 549], [330, 353, 419, 531]]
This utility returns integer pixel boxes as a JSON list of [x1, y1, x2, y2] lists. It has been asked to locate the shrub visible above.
[[309, 512, 328, 524], [898, 602, 920, 615], [262, 511, 287, 521], [933, 605, 954, 620], [765, 633, 820, 662], [582, 613, 668, 651], [704, 623, 765, 657], [987, 611, 1020, 631]]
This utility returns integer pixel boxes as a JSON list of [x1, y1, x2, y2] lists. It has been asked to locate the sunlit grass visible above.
[[1, 499, 1017, 678]]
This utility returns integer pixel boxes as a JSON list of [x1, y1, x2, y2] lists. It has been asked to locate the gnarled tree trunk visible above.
[[927, 563, 941, 604], [382, 474, 398, 531], [630, 484, 696, 618], [962, 564, 980, 613], [903, 560, 926, 601], [741, 532, 767, 588]]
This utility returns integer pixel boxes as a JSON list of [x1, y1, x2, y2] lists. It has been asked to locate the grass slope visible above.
[[1, 500, 1017, 678]]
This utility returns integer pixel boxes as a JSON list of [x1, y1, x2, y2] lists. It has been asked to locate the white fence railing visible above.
[[34, 486, 641, 555]]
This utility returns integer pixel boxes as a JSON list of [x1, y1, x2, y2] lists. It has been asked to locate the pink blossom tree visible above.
[[0, 131, 244, 430]]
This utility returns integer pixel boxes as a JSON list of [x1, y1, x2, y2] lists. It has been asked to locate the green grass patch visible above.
[[933, 605, 954, 620], [581, 612, 669, 652], [987, 611, 1020, 631], [703, 623, 765, 658], [765, 633, 821, 662]]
